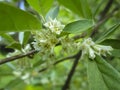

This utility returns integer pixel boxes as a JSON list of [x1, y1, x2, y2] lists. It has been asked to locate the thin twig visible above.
[[100, 0, 114, 20], [62, 50, 82, 90], [90, 0, 117, 37], [90, 6, 119, 37], [73, 33, 86, 40], [0, 50, 38, 65], [39, 54, 76, 72], [99, 0, 114, 20]]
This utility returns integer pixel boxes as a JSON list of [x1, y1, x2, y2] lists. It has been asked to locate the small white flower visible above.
[[44, 18, 65, 35], [22, 44, 31, 53], [88, 47, 96, 59], [81, 38, 113, 59], [32, 30, 59, 60], [13, 71, 22, 77], [39, 39, 47, 43], [21, 73, 30, 80], [41, 78, 49, 84], [93, 45, 113, 56]]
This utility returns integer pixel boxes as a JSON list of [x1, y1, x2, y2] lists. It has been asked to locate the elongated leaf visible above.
[[19, 32, 24, 44], [7, 42, 22, 51], [87, 60, 108, 90], [45, 6, 59, 20], [57, 0, 92, 19], [26, 0, 53, 16], [63, 20, 94, 34], [23, 31, 31, 46], [100, 39, 120, 49], [97, 56, 120, 89], [0, 76, 15, 89], [6, 78, 25, 89], [79, 0, 92, 19], [96, 23, 120, 43], [111, 49, 120, 57], [0, 2, 41, 32], [0, 33, 15, 43], [87, 56, 120, 90]]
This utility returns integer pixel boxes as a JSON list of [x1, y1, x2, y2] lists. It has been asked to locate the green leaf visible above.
[[96, 23, 120, 43], [0, 2, 41, 32], [111, 49, 120, 58], [0, 76, 15, 88], [95, 56, 120, 90], [57, 0, 92, 19], [87, 56, 120, 90], [26, 0, 53, 16], [45, 6, 59, 20], [7, 42, 22, 51], [19, 32, 24, 44], [26, 85, 44, 90], [23, 31, 31, 46], [0, 33, 15, 43], [87, 59, 108, 90], [6, 78, 26, 89], [63, 19, 94, 34], [100, 39, 120, 49], [79, 0, 92, 19]]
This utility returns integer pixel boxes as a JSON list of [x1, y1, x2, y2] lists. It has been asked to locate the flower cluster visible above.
[[32, 18, 65, 61], [44, 18, 65, 35], [60, 37, 81, 55], [32, 18, 113, 61], [81, 38, 113, 59]]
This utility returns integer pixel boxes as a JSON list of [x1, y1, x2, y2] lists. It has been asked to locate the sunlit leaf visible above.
[[0, 33, 15, 43], [26, 0, 53, 16], [45, 6, 59, 20], [57, 0, 92, 19], [0, 2, 41, 32], [23, 31, 31, 46], [63, 19, 94, 34]]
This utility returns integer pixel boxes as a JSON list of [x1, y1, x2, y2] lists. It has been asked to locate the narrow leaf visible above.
[[0, 33, 15, 43], [87, 60, 108, 90], [23, 31, 31, 46], [26, 0, 53, 16], [96, 23, 120, 43], [100, 39, 120, 49], [45, 6, 59, 20], [7, 42, 22, 51], [95, 56, 120, 90], [87, 56, 120, 90], [63, 20, 94, 34], [111, 49, 120, 57], [57, 0, 92, 19]]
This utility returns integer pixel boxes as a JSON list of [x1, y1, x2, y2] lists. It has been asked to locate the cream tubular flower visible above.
[[93, 45, 113, 56], [88, 47, 96, 59], [81, 38, 113, 59], [44, 18, 65, 35]]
